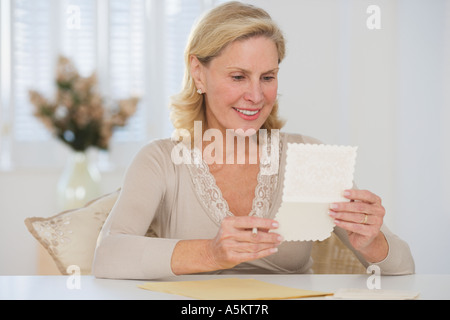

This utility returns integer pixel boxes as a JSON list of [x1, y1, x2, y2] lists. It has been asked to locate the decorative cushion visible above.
[[24, 190, 120, 275]]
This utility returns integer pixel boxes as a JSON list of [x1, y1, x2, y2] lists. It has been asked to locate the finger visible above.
[[228, 216, 279, 231], [235, 247, 279, 263], [334, 219, 373, 237], [343, 189, 382, 204], [329, 211, 373, 225], [247, 230, 284, 244], [230, 226, 282, 244], [214, 242, 278, 267], [237, 242, 280, 254], [330, 201, 383, 216], [220, 216, 282, 245]]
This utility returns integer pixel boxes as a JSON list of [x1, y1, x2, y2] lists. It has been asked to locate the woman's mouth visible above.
[[232, 107, 261, 120]]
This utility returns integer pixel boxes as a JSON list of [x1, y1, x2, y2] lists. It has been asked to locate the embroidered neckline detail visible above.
[[186, 134, 282, 225]]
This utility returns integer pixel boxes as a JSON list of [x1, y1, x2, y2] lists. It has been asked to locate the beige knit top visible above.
[[92, 133, 415, 279]]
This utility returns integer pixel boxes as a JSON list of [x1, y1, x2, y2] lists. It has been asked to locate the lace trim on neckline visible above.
[[185, 134, 283, 225]]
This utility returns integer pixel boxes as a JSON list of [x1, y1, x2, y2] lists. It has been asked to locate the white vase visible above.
[[57, 151, 101, 210]]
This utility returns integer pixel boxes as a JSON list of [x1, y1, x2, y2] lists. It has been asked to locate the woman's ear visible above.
[[190, 55, 205, 92]]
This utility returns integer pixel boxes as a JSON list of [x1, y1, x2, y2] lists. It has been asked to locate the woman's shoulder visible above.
[[281, 132, 324, 145], [142, 137, 176, 153], [131, 137, 176, 167]]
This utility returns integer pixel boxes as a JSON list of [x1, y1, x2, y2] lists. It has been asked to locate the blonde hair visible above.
[[169, 1, 286, 139]]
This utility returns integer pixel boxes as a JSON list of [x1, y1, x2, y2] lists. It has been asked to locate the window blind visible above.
[[108, 0, 146, 142], [12, 0, 54, 141], [1, 0, 225, 168], [11, 0, 147, 144], [60, 0, 97, 77], [165, 0, 203, 98]]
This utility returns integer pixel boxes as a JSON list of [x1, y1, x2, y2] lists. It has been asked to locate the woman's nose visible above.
[[244, 80, 264, 104]]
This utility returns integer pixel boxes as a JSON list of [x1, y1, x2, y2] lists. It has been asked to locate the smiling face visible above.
[[191, 36, 280, 135]]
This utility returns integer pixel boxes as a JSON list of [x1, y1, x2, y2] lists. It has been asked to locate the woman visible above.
[[93, 2, 414, 279]]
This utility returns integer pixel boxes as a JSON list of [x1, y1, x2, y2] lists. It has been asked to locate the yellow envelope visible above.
[[138, 278, 332, 300]]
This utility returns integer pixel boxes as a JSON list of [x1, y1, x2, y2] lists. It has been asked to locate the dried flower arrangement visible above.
[[29, 56, 139, 152]]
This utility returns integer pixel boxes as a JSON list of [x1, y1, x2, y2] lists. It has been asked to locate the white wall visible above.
[[251, 0, 400, 229], [1, 0, 449, 274], [247, 0, 450, 273], [394, 0, 450, 274]]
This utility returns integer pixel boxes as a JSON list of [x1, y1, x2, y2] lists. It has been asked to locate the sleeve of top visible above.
[[372, 224, 415, 275], [92, 140, 180, 280], [334, 225, 415, 275]]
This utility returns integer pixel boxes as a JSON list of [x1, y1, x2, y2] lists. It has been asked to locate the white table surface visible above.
[[0, 274, 449, 300]]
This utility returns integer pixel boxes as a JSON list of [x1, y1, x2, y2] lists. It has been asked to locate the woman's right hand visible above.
[[205, 216, 283, 270]]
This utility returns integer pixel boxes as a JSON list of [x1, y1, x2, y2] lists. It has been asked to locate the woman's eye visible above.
[[262, 76, 275, 81]]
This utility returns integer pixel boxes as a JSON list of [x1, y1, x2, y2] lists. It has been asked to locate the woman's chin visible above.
[[232, 127, 259, 137]]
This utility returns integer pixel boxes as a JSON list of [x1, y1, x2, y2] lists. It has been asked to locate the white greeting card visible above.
[[275, 143, 357, 241]]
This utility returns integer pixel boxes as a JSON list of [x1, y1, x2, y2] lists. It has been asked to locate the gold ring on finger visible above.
[[361, 214, 368, 224]]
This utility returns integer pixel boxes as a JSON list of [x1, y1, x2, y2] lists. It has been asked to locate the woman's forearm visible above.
[[170, 239, 219, 275], [170, 217, 282, 275], [358, 232, 389, 263]]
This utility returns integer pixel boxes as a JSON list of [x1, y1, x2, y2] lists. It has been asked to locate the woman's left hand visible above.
[[329, 189, 388, 262]]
